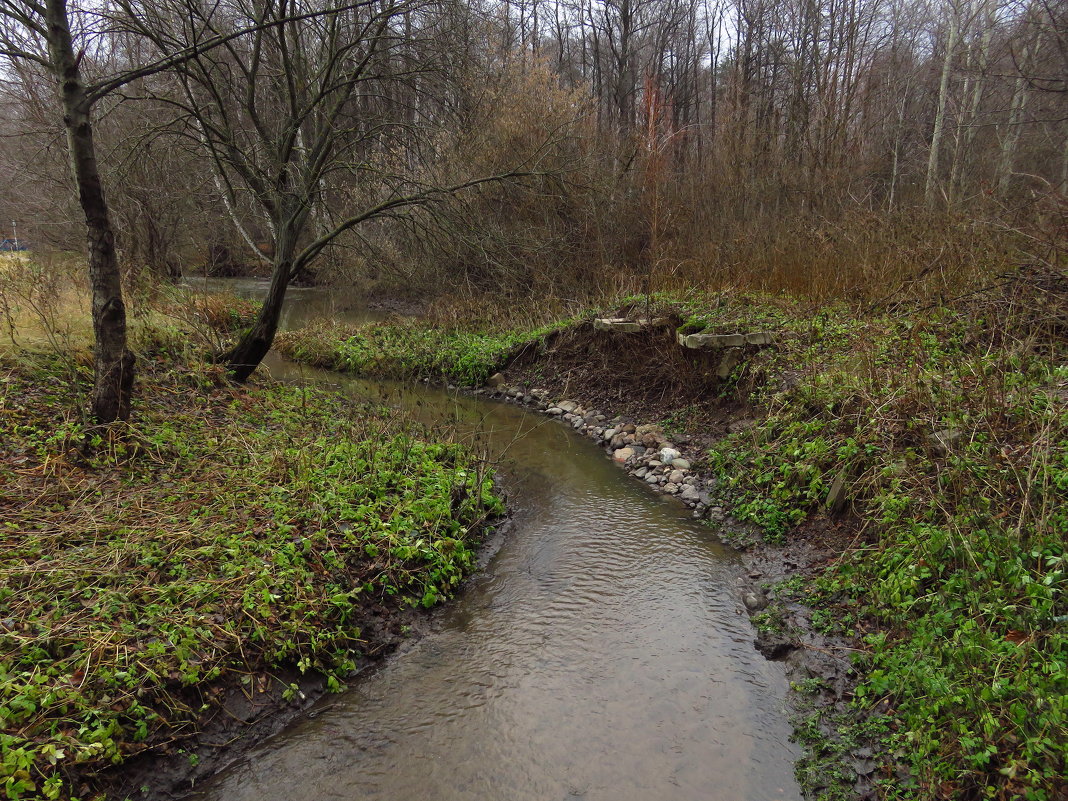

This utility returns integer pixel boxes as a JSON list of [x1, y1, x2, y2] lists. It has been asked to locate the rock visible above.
[[612, 447, 635, 464], [664, 483, 679, 494], [681, 332, 747, 349], [530, 388, 549, 400], [487, 373, 506, 388], [825, 472, 849, 513], [928, 428, 962, 456], [645, 473, 659, 484], [634, 467, 648, 478], [623, 434, 636, 444], [603, 428, 617, 441], [640, 433, 661, 448], [630, 445, 647, 458], [679, 485, 700, 502], [609, 434, 627, 449], [708, 507, 726, 522], [668, 469, 686, 484], [649, 459, 662, 467], [593, 317, 643, 333], [745, 331, 776, 346], [716, 348, 743, 379], [583, 411, 600, 425], [683, 476, 697, 485], [659, 447, 680, 463], [619, 423, 637, 434], [558, 400, 579, 413], [743, 590, 768, 612], [698, 491, 712, 506], [547, 406, 563, 415], [670, 458, 691, 469]]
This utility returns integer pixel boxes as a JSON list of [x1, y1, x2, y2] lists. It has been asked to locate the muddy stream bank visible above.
[[180, 280, 802, 800]]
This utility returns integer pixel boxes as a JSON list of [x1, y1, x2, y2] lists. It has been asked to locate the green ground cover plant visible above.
[[0, 338, 501, 800], [276, 318, 575, 386], [697, 282, 1067, 799]]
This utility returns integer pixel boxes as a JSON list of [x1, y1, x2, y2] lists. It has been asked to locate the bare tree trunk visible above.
[[926, 5, 959, 207], [997, 37, 1033, 194], [45, 0, 134, 423], [220, 249, 293, 382]]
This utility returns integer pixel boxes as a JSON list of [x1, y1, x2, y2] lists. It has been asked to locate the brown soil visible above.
[[507, 317, 754, 441]]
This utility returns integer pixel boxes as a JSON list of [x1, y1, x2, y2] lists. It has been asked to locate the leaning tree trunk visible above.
[[221, 256, 293, 382], [46, 0, 134, 424]]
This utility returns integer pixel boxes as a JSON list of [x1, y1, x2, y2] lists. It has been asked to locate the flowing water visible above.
[[184, 280, 802, 801]]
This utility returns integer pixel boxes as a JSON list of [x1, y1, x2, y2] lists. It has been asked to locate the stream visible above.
[[182, 279, 802, 800]]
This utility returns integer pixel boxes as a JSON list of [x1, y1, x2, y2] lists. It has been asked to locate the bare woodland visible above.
[[0, 0, 1065, 417]]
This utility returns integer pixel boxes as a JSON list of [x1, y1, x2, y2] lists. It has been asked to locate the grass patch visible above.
[[276, 317, 576, 386], [0, 341, 501, 800]]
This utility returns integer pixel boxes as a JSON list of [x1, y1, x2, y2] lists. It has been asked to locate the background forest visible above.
[[0, 0, 1064, 303]]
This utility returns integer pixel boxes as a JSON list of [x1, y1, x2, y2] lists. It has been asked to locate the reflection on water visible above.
[[182, 280, 801, 801]]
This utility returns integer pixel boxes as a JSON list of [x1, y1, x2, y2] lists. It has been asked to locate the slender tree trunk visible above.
[[997, 39, 1033, 194], [221, 226, 300, 381], [221, 261, 291, 381], [926, 7, 959, 207], [45, 0, 134, 423]]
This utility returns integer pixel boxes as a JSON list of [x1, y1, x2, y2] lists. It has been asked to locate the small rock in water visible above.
[[612, 447, 635, 464], [743, 591, 767, 612], [547, 406, 563, 415], [634, 467, 648, 478]]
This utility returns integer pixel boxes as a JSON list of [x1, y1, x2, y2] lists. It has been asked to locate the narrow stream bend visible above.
[[185, 280, 802, 801]]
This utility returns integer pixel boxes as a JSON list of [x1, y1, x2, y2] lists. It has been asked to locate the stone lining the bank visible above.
[[476, 379, 726, 522]]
